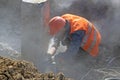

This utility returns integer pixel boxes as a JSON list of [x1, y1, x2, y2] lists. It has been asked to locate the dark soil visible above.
[[0, 56, 72, 80]]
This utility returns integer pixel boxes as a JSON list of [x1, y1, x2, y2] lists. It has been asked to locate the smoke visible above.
[[54, 0, 75, 9], [98, 0, 120, 60], [51, 0, 120, 53], [0, 0, 21, 52], [0, 0, 119, 79], [21, 0, 120, 79], [50, 1, 120, 79], [0, 42, 21, 59]]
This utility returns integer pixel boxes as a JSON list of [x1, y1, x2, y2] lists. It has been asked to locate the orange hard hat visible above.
[[48, 16, 66, 35]]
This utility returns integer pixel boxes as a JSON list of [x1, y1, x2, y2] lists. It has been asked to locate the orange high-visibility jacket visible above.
[[61, 14, 101, 57]]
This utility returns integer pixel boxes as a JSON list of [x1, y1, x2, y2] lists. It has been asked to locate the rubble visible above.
[[0, 56, 72, 80]]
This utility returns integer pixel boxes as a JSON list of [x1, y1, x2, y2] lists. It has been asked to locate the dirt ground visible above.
[[0, 56, 72, 80]]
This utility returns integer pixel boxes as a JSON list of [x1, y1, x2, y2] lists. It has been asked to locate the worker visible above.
[[47, 14, 101, 62]]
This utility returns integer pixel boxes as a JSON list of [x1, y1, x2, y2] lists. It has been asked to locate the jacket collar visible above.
[[64, 20, 70, 37]]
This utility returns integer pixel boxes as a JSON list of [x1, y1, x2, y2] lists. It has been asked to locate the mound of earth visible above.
[[0, 56, 71, 80]]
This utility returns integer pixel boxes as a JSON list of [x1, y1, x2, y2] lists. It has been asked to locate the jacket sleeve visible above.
[[65, 30, 85, 56]]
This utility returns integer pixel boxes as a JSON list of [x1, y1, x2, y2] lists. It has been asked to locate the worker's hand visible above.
[[47, 47, 56, 56]]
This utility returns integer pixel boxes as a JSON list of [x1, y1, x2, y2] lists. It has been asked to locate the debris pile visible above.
[[0, 56, 71, 80]]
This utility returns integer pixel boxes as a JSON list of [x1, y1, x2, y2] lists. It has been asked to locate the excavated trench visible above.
[[0, 0, 120, 80]]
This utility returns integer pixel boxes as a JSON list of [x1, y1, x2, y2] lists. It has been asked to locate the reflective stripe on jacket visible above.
[[61, 14, 101, 57]]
